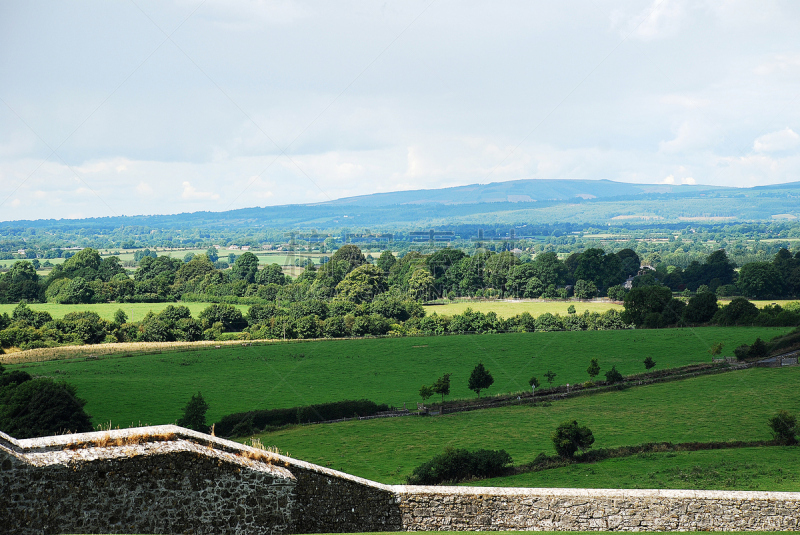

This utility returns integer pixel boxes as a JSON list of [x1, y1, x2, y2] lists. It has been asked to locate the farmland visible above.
[[424, 300, 623, 317], [469, 446, 800, 492], [0, 302, 249, 323], [6, 326, 792, 434], [252, 366, 800, 484]]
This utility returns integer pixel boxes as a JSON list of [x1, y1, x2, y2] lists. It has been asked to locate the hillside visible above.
[[1, 179, 799, 230]]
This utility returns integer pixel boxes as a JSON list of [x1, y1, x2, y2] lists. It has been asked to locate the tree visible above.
[[683, 292, 719, 324], [177, 392, 210, 432], [586, 358, 600, 381], [205, 247, 219, 263], [419, 385, 433, 404], [708, 342, 724, 357], [573, 279, 598, 300], [408, 268, 435, 301], [749, 337, 768, 359], [377, 250, 397, 274], [552, 420, 595, 458], [0, 375, 93, 438], [468, 362, 494, 397], [768, 410, 797, 445], [231, 252, 259, 284], [643, 356, 656, 370], [113, 309, 128, 325], [335, 264, 388, 304], [528, 376, 540, 389], [604, 365, 623, 384], [431, 373, 451, 405], [544, 370, 556, 387], [737, 262, 784, 299]]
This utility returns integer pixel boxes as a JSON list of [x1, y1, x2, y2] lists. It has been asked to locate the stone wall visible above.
[[2, 425, 800, 533], [395, 486, 800, 532]]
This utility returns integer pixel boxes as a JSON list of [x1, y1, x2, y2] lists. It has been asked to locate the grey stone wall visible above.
[[2, 425, 800, 533], [394, 486, 800, 532]]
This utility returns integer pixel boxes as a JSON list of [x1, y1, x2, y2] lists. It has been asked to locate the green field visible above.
[[425, 299, 798, 318], [468, 446, 800, 491], [253, 366, 800, 484], [0, 302, 249, 322], [424, 300, 623, 317], [6, 326, 791, 433]]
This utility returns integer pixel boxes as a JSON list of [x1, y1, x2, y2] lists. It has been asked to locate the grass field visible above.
[[6, 326, 791, 434], [468, 446, 800, 491], [425, 300, 623, 317], [0, 302, 249, 322], [251, 366, 800, 484], [425, 299, 799, 318]]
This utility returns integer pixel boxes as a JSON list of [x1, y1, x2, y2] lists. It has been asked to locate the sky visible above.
[[1, 0, 799, 221]]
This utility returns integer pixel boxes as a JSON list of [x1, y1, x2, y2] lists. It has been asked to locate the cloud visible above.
[[136, 182, 154, 195], [181, 181, 220, 201], [660, 174, 695, 185], [613, 0, 688, 41], [754, 128, 800, 153]]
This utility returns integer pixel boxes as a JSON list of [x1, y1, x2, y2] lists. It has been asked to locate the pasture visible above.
[[6, 326, 792, 434], [425, 300, 622, 317], [253, 366, 800, 484], [0, 302, 249, 322], [425, 299, 799, 318], [469, 446, 800, 491]]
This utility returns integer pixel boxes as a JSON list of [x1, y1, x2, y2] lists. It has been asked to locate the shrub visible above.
[[214, 399, 388, 437], [768, 410, 797, 445], [406, 447, 513, 485], [0, 376, 93, 438], [177, 392, 210, 432], [604, 365, 623, 384], [552, 420, 595, 458]]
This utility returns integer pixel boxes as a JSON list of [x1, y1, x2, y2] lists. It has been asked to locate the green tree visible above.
[[552, 420, 595, 458], [768, 410, 797, 445], [0, 375, 93, 438], [376, 250, 397, 273], [176, 392, 210, 432], [749, 337, 768, 359], [573, 279, 598, 300], [467, 362, 494, 398], [329, 244, 367, 274], [643, 356, 656, 370], [205, 247, 219, 263], [528, 376, 540, 388], [408, 267, 435, 301], [708, 342, 724, 357], [419, 385, 433, 403], [113, 309, 128, 325], [544, 370, 556, 387], [586, 358, 600, 380], [605, 365, 623, 384], [432, 373, 451, 405], [737, 261, 784, 299], [335, 264, 388, 304], [231, 252, 260, 284]]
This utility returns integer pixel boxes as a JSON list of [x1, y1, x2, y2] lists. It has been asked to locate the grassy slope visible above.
[[255, 366, 800, 484], [424, 300, 623, 317], [0, 302, 249, 322], [467, 446, 800, 492], [7, 327, 790, 428]]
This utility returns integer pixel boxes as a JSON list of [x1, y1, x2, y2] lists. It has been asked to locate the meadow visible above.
[[0, 302, 249, 322], [424, 300, 623, 317], [253, 366, 800, 484], [6, 326, 791, 433], [425, 299, 798, 318], [469, 446, 800, 492]]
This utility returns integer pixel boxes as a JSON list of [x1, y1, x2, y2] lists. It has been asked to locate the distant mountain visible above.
[[315, 179, 727, 206], [2, 179, 798, 230]]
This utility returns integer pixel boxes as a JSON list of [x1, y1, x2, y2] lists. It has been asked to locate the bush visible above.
[[552, 420, 594, 458], [768, 410, 797, 445], [176, 392, 210, 432], [0, 375, 93, 438], [604, 365, 623, 384], [214, 399, 388, 437], [406, 447, 513, 485]]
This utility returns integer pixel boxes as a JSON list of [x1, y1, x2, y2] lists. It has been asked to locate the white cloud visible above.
[[613, 0, 688, 41], [754, 127, 800, 153], [182, 181, 220, 201], [136, 182, 154, 195]]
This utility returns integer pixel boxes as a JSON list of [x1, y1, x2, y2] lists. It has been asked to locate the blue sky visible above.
[[1, 0, 799, 220]]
